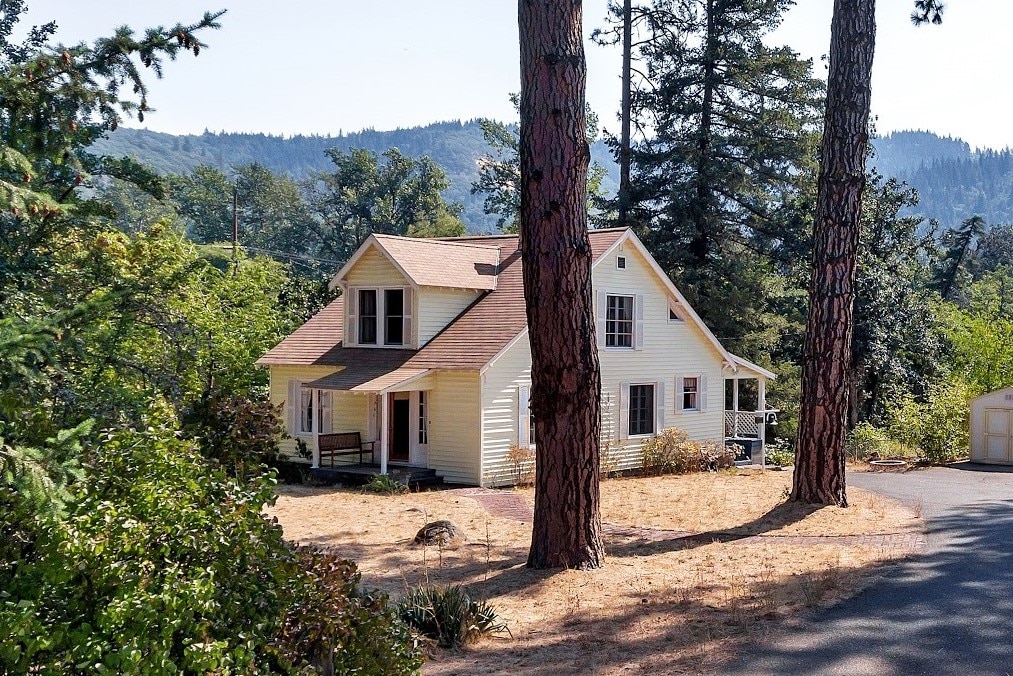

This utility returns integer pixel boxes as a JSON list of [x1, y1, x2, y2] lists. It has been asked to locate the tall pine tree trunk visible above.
[[519, 0, 605, 570], [618, 0, 632, 225], [792, 0, 876, 507]]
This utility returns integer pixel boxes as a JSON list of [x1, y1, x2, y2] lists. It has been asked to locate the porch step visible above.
[[308, 464, 442, 489]]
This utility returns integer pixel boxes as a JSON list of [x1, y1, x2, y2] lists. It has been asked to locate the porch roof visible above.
[[727, 354, 777, 380], [306, 363, 430, 393]]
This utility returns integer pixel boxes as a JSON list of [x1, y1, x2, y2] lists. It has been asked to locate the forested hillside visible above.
[[871, 130, 1013, 228], [93, 122, 619, 232]]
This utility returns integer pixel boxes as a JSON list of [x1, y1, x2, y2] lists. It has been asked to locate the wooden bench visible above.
[[317, 432, 375, 467]]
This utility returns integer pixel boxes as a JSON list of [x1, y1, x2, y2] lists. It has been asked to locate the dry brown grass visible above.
[[267, 470, 920, 675]]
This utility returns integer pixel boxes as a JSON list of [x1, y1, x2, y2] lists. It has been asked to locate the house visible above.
[[256, 227, 775, 486]]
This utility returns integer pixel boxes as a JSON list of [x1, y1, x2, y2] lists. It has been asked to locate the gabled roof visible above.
[[258, 227, 764, 381], [403, 229, 628, 370], [328, 234, 500, 292], [256, 297, 345, 365]]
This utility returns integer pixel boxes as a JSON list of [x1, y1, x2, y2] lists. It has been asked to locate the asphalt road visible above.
[[727, 464, 1013, 676]]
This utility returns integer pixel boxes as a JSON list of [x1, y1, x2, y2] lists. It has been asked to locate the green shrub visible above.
[[641, 428, 733, 474], [396, 584, 508, 649], [765, 438, 795, 467], [275, 547, 423, 674], [847, 422, 893, 460], [0, 404, 293, 673], [363, 473, 409, 495], [886, 377, 972, 463]]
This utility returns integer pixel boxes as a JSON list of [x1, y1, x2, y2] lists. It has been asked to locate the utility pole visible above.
[[231, 184, 239, 264], [618, 0, 633, 225]]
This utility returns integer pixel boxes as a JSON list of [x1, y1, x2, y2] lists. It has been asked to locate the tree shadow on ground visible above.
[[723, 499, 1013, 675], [607, 499, 824, 558]]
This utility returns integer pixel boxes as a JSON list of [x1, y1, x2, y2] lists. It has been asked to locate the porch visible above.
[[301, 363, 437, 479], [724, 355, 779, 465], [308, 461, 442, 488]]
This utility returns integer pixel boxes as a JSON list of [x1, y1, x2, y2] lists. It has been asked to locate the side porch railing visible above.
[[724, 410, 760, 438]]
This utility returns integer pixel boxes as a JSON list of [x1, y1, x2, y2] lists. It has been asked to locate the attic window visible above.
[[669, 308, 679, 321], [616, 256, 627, 270], [668, 300, 684, 322]]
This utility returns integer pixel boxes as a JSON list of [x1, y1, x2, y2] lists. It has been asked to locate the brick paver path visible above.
[[447, 487, 926, 553]]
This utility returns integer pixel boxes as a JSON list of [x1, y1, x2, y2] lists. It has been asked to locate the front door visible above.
[[390, 395, 411, 462]]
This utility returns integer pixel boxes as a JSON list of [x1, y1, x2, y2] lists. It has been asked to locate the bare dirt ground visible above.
[[267, 470, 921, 675]]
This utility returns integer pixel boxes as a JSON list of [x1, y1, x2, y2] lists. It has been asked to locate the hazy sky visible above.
[[23, 1, 1013, 150]]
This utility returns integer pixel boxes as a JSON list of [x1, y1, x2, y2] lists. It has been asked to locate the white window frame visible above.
[[676, 374, 708, 413], [627, 383, 656, 438], [291, 384, 332, 437], [597, 290, 644, 351], [668, 299, 685, 323], [616, 255, 627, 270], [347, 285, 413, 349], [605, 294, 635, 349]]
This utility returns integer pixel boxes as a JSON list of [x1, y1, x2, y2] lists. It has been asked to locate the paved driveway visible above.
[[728, 464, 1013, 676]]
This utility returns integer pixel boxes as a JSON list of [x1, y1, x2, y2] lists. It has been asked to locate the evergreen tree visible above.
[[606, 0, 823, 352]]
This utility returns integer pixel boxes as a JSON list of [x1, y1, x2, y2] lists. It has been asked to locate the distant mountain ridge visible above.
[[92, 121, 619, 233], [93, 124, 1010, 233], [871, 130, 1013, 229]]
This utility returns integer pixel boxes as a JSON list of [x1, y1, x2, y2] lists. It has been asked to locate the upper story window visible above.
[[351, 286, 411, 348], [629, 383, 655, 436], [616, 255, 627, 270], [358, 290, 378, 345], [385, 289, 404, 345], [606, 294, 634, 348]]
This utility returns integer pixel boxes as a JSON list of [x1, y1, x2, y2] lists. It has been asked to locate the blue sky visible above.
[[23, 0, 1013, 149]]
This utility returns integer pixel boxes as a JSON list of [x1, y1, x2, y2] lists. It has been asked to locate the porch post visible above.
[[732, 378, 740, 438], [379, 392, 389, 475], [757, 378, 767, 468], [312, 388, 321, 468]]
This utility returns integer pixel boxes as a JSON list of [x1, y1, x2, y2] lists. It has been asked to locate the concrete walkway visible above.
[[728, 464, 1013, 675]]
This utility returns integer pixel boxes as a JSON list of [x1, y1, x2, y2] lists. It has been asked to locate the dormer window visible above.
[[358, 290, 378, 344], [348, 286, 413, 348], [384, 289, 404, 345]]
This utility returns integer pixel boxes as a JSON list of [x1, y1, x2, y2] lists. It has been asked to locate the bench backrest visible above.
[[319, 432, 361, 452]]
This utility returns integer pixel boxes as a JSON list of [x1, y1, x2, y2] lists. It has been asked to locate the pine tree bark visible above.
[[518, 0, 605, 569], [792, 0, 876, 507]]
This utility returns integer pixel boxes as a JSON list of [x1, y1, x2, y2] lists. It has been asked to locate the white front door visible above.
[[984, 408, 1012, 462]]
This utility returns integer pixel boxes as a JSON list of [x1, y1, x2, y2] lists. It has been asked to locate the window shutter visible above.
[[619, 383, 630, 440], [596, 290, 606, 349], [286, 380, 300, 434], [319, 390, 332, 434], [699, 375, 709, 412], [517, 385, 530, 448], [634, 293, 645, 350], [346, 289, 358, 345], [675, 376, 684, 412], [402, 286, 414, 347], [655, 381, 665, 432]]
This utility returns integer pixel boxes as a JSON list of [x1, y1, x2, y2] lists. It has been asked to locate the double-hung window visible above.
[[358, 290, 378, 345], [606, 294, 634, 348], [682, 377, 699, 411], [629, 384, 655, 436], [297, 388, 332, 435], [384, 289, 404, 345]]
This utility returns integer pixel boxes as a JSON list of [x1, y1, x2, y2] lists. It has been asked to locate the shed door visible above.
[[984, 408, 1012, 462]]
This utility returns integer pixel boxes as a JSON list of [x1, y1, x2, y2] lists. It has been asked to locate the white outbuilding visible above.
[[970, 387, 1013, 464]]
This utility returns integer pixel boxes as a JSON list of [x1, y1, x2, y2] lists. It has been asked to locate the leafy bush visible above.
[[847, 422, 898, 460], [182, 392, 284, 480], [363, 473, 409, 495], [396, 584, 508, 649], [765, 438, 795, 467], [274, 547, 423, 674], [0, 404, 293, 673], [641, 428, 733, 475], [886, 377, 972, 463]]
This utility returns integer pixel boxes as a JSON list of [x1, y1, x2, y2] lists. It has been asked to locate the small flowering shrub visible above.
[[641, 428, 734, 475]]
